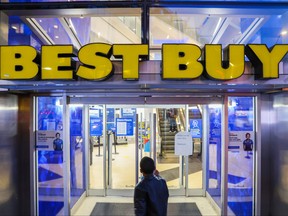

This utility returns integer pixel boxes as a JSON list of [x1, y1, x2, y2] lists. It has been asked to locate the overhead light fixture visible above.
[[281, 30, 287, 36]]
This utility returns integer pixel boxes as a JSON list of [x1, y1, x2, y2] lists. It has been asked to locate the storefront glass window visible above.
[[33, 18, 73, 45], [69, 105, 86, 208], [16, 8, 141, 47], [188, 106, 203, 190], [8, 0, 141, 2], [37, 97, 64, 216], [9, 16, 42, 50], [227, 96, 255, 216], [6, 0, 287, 2], [207, 104, 222, 208], [89, 105, 104, 189], [149, 7, 288, 60], [154, 0, 287, 1]]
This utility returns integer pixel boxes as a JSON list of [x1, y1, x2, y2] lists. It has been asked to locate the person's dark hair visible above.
[[140, 156, 155, 174], [245, 133, 250, 138], [56, 132, 60, 137]]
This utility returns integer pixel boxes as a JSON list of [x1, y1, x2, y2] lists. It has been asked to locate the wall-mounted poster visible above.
[[90, 118, 103, 136], [107, 108, 115, 131], [121, 108, 136, 127], [229, 131, 254, 153], [116, 118, 134, 136], [90, 107, 103, 136], [36, 131, 63, 151], [190, 119, 202, 138]]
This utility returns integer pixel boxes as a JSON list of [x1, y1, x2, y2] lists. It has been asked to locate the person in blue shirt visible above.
[[53, 132, 63, 151], [134, 156, 169, 216], [167, 108, 178, 133], [243, 132, 253, 158]]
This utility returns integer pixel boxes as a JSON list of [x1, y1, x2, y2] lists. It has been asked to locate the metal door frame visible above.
[[69, 96, 224, 197]]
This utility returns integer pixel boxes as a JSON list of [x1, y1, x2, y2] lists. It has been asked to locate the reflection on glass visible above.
[[154, 107, 182, 190], [89, 105, 104, 189], [227, 97, 254, 216], [31, 9, 141, 47], [207, 104, 222, 207], [69, 105, 85, 208], [69, 17, 91, 45], [34, 18, 73, 44], [150, 8, 263, 49], [88, 16, 141, 44], [9, 16, 43, 51], [111, 107, 136, 189], [37, 97, 64, 216], [187, 106, 203, 189], [88, 105, 202, 191]]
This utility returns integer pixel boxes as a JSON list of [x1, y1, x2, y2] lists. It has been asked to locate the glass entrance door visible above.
[[87, 104, 207, 196], [103, 105, 187, 195]]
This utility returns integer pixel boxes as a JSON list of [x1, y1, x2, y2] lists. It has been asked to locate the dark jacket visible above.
[[134, 174, 169, 216]]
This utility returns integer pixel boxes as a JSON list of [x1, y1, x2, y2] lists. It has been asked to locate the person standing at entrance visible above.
[[168, 108, 178, 133], [134, 156, 169, 216]]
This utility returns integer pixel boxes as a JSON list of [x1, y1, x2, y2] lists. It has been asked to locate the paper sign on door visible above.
[[175, 131, 193, 156]]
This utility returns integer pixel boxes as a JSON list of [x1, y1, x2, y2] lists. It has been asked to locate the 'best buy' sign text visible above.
[[0, 43, 287, 80]]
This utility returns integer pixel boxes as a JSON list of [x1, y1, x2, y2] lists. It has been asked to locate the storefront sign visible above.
[[0, 43, 287, 81]]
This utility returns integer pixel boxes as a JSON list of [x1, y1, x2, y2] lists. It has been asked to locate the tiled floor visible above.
[[73, 196, 219, 216]]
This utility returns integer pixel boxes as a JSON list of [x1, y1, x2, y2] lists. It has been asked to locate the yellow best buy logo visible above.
[[0, 43, 287, 80]]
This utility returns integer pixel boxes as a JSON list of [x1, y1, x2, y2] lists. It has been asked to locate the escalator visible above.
[[158, 108, 183, 156], [158, 107, 202, 157]]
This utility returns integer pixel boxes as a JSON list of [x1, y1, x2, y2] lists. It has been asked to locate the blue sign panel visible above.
[[90, 118, 103, 136], [116, 118, 134, 136], [121, 108, 136, 127], [209, 107, 222, 139], [107, 108, 115, 122], [90, 107, 103, 118], [107, 108, 115, 131], [190, 119, 202, 138]]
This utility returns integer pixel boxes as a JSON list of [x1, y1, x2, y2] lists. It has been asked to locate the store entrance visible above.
[[34, 96, 224, 215], [88, 104, 206, 196], [35, 95, 257, 215]]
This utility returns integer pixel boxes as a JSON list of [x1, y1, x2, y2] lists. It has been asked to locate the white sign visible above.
[[175, 131, 193, 156]]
